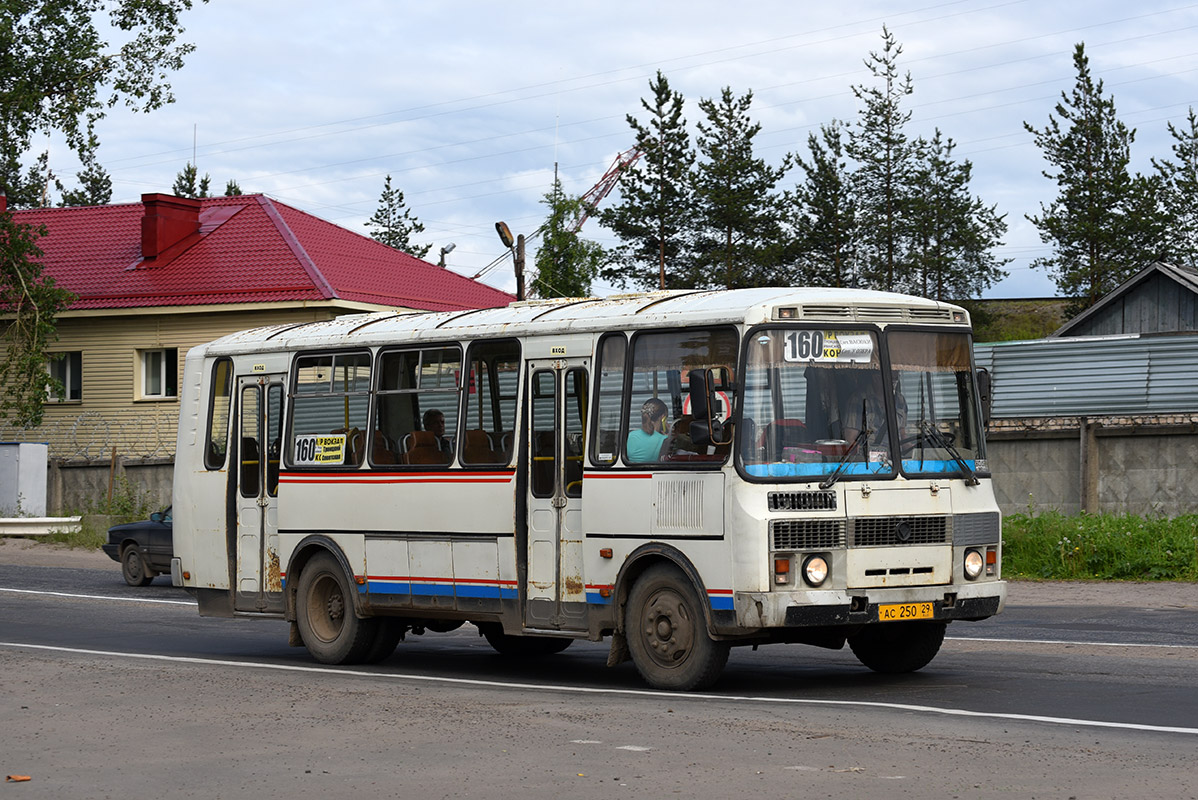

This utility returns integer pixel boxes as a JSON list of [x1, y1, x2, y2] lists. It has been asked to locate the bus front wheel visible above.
[[295, 552, 379, 664], [848, 620, 946, 673], [625, 564, 729, 691]]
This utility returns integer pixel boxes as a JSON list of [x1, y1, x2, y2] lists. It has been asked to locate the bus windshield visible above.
[[889, 329, 986, 480], [739, 327, 984, 481]]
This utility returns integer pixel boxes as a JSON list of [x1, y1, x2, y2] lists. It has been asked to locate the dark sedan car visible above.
[[102, 507, 173, 586]]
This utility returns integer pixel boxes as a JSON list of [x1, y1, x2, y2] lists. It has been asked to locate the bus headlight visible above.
[[803, 555, 829, 587], [964, 549, 984, 580]]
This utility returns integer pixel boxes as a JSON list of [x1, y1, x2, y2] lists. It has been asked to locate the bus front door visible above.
[[525, 360, 589, 631], [233, 375, 285, 614]]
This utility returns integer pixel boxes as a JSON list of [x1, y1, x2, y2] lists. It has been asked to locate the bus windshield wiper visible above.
[[920, 422, 980, 486], [819, 427, 868, 489]]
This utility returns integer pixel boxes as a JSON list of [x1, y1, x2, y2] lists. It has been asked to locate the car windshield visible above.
[[739, 327, 985, 482]]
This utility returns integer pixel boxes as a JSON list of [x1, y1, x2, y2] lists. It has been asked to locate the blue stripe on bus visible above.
[[708, 595, 735, 611], [364, 580, 517, 600]]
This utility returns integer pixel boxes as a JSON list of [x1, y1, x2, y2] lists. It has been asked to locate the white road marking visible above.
[[615, 745, 652, 752], [949, 635, 1198, 650], [0, 586, 195, 606], [2, 641, 1196, 737]]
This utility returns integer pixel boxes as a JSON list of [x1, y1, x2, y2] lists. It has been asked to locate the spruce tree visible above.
[[365, 175, 431, 259], [58, 138, 113, 206], [693, 87, 791, 289], [1152, 108, 1198, 270], [1025, 42, 1168, 310], [532, 177, 606, 298], [600, 71, 697, 290], [172, 162, 210, 198], [847, 26, 917, 291], [905, 130, 1008, 301], [789, 121, 859, 288]]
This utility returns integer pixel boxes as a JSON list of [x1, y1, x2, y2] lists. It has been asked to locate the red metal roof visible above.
[[12, 194, 513, 312]]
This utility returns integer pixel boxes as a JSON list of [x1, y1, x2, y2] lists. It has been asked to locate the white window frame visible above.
[[138, 347, 179, 400], [46, 351, 83, 403]]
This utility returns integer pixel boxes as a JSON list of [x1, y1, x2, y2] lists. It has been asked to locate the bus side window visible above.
[[590, 333, 626, 466], [373, 346, 461, 467], [289, 351, 371, 468], [204, 358, 233, 470], [461, 339, 520, 466]]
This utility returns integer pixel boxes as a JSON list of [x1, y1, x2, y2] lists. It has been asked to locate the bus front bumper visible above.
[[729, 580, 1006, 630]]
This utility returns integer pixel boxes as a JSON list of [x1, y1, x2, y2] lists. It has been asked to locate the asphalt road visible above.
[[1, 562, 1195, 799]]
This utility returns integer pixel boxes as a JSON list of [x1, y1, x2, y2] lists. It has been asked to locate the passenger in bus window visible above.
[[626, 398, 669, 462], [423, 409, 455, 459]]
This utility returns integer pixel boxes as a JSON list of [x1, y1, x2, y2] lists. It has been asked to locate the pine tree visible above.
[[365, 175, 430, 259], [693, 87, 791, 289], [789, 121, 860, 288], [905, 130, 1008, 300], [1025, 42, 1168, 311], [172, 162, 211, 198], [532, 177, 606, 298], [224, 179, 243, 196], [847, 26, 917, 291], [58, 138, 113, 206], [1152, 108, 1198, 270], [600, 71, 697, 290]]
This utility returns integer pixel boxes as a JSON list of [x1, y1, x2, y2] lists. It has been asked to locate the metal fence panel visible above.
[[975, 333, 1198, 418]]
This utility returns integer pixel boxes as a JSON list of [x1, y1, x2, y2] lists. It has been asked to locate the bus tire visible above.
[[848, 621, 946, 673], [121, 545, 154, 587], [479, 623, 572, 656], [363, 618, 405, 664], [625, 563, 729, 691], [295, 552, 378, 664]]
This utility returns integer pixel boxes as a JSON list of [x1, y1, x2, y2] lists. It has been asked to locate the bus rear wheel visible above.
[[295, 552, 379, 664], [625, 564, 729, 691], [848, 620, 946, 673]]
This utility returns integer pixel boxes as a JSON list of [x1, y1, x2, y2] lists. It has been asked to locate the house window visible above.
[[140, 348, 178, 399], [47, 351, 83, 402]]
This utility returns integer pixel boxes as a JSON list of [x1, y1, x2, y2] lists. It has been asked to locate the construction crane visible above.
[[569, 145, 643, 232], [477, 145, 645, 285]]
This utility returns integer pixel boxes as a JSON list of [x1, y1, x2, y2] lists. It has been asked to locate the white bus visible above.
[[172, 288, 1006, 690]]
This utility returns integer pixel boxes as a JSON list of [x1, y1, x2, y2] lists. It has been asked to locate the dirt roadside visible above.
[[1, 537, 1193, 608]]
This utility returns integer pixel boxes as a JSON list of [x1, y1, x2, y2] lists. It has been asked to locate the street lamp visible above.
[[495, 221, 525, 301], [438, 242, 456, 268]]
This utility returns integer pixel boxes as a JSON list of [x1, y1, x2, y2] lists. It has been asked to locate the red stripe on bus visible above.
[[368, 575, 518, 586], [583, 472, 653, 479]]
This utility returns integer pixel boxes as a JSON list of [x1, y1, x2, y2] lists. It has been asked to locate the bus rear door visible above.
[[525, 359, 589, 631], [233, 374, 285, 614]]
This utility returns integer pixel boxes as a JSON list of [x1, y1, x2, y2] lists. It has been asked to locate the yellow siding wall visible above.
[[3, 307, 339, 460]]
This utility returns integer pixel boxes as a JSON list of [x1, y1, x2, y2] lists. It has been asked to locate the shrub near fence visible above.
[[1002, 510, 1198, 581]]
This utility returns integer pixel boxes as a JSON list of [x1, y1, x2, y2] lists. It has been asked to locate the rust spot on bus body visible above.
[[266, 549, 282, 593]]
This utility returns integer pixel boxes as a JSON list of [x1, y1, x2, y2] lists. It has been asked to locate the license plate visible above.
[[878, 601, 935, 621]]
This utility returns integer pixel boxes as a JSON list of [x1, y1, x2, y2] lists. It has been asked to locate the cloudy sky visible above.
[[48, 0, 1198, 298]]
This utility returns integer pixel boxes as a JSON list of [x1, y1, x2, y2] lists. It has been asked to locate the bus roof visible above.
[[197, 287, 967, 356]]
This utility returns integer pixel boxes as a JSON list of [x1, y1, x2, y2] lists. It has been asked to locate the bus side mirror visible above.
[[976, 368, 992, 427], [687, 368, 724, 447]]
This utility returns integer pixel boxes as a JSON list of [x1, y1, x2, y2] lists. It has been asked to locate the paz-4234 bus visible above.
[[170, 288, 1006, 690]]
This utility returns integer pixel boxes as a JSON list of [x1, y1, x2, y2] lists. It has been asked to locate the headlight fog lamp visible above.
[[803, 555, 829, 587], [964, 548, 984, 580]]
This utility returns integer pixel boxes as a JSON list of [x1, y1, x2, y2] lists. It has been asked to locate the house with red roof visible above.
[[1, 192, 511, 466]]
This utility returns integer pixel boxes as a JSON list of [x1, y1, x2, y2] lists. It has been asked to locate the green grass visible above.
[[44, 522, 106, 550], [1003, 510, 1198, 581]]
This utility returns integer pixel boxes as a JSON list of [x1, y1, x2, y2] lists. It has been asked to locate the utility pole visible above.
[[515, 234, 526, 301]]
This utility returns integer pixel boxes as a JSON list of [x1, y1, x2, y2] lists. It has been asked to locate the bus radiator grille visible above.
[[768, 490, 837, 512], [848, 516, 949, 547], [770, 519, 846, 550]]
